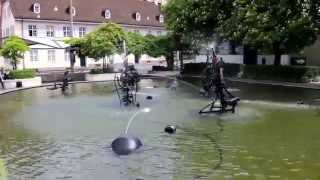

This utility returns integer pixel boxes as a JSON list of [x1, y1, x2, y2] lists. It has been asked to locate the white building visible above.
[[1, 0, 166, 70]]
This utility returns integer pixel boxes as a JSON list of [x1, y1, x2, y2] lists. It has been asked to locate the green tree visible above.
[[66, 23, 127, 70], [145, 34, 194, 70], [0, 36, 30, 70], [220, 0, 319, 65], [163, 0, 234, 68], [164, 0, 232, 40], [145, 35, 173, 69], [64, 37, 88, 69], [86, 23, 127, 69], [126, 32, 147, 64]]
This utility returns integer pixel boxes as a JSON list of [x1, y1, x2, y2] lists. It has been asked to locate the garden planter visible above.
[[3, 77, 42, 89]]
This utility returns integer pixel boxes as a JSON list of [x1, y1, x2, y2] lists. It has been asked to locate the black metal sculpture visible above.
[[199, 57, 240, 114], [47, 71, 71, 92], [114, 65, 140, 106], [111, 136, 143, 155]]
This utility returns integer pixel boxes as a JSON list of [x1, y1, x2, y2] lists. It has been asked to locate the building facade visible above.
[[1, 0, 166, 70]]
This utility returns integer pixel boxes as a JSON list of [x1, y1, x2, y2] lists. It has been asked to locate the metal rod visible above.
[[70, 0, 74, 37]]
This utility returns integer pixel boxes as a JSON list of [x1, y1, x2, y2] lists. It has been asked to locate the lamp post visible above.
[[70, 0, 74, 38], [69, 0, 75, 72]]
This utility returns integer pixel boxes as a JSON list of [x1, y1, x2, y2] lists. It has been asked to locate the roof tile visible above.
[[10, 0, 165, 27]]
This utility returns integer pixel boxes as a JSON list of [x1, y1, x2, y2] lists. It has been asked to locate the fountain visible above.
[[111, 108, 151, 155], [1, 73, 320, 179]]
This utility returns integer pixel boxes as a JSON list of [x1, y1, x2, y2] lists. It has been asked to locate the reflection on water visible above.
[[0, 79, 319, 179]]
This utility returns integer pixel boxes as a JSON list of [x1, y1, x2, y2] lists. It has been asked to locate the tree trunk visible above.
[[102, 57, 107, 71], [12, 59, 17, 70], [229, 40, 237, 55], [179, 51, 184, 72], [243, 45, 257, 65], [166, 53, 174, 71], [134, 54, 140, 64], [70, 51, 75, 72], [273, 43, 282, 66]]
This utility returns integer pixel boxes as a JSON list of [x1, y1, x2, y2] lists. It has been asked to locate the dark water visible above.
[[0, 79, 319, 179]]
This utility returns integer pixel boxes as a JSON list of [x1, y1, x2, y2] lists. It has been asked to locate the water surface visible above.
[[0, 79, 319, 179]]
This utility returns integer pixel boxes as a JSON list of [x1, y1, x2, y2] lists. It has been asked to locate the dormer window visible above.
[[67, 6, 76, 16], [135, 12, 141, 21], [159, 14, 164, 23], [71, 7, 76, 16], [104, 9, 111, 19], [33, 3, 41, 14]]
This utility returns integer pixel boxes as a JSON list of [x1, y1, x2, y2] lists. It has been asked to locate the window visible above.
[[63, 26, 72, 37], [30, 50, 39, 61], [135, 12, 141, 21], [5, 28, 9, 37], [46, 25, 54, 37], [159, 14, 164, 23], [28, 25, 37, 37], [79, 27, 86, 37], [157, 31, 162, 36], [48, 50, 56, 63], [10, 25, 14, 35], [5, 7, 9, 18], [33, 3, 41, 14], [65, 51, 70, 62], [70, 6, 76, 16], [104, 9, 111, 19]]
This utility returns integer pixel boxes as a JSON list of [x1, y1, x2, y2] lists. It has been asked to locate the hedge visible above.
[[152, 66, 168, 71], [242, 65, 320, 83], [89, 67, 114, 74], [8, 69, 36, 79], [181, 63, 241, 77], [181, 63, 320, 83]]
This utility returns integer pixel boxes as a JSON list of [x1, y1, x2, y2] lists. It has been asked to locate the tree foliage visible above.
[[0, 36, 30, 70], [220, 0, 319, 65], [145, 33, 193, 70], [65, 22, 190, 70], [84, 23, 127, 60], [163, 0, 232, 39], [65, 23, 127, 69], [126, 32, 148, 63], [164, 0, 320, 65]]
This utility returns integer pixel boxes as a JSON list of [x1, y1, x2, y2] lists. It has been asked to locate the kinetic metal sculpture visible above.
[[199, 56, 240, 114], [114, 65, 140, 106], [47, 71, 71, 92]]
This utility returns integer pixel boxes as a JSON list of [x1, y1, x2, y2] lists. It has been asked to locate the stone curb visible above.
[[181, 75, 320, 90], [0, 74, 172, 96]]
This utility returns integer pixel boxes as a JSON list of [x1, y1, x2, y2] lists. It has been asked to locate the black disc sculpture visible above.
[[164, 125, 177, 134], [111, 136, 143, 155]]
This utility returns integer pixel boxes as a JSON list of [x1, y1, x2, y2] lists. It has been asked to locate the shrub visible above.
[[8, 69, 36, 79], [89, 67, 114, 74], [181, 63, 242, 77], [242, 65, 320, 83], [89, 68, 104, 74]]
